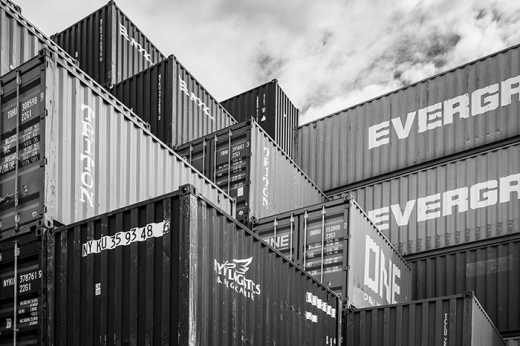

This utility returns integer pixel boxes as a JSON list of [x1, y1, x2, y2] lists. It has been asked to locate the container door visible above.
[[0, 233, 44, 345], [213, 126, 251, 221], [0, 65, 46, 235], [300, 204, 348, 298]]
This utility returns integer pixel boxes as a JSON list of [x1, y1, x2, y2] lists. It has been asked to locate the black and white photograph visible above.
[[0, 0, 519, 344]]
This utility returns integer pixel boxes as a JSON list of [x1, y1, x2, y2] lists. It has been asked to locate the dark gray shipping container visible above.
[[176, 120, 325, 223], [405, 233, 520, 336], [344, 293, 505, 346], [337, 141, 520, 254], [52, 1, 164, 88], [297, 44, 520, 192], [0, 49, 235, 238], [253, 198, 412, 307], [112, 56, 237, 147], [222, 79, 299, 158], [0, 186, 340, 345], [505, 337, 520, 346]]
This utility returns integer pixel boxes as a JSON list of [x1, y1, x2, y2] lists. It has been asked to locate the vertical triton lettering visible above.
[[80, 105, 95, 208], [363, 234, 401, 304]]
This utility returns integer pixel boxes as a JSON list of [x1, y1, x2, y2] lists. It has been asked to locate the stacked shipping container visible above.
[[0, 186, 340, 345], [112, 55, 237, 147], [176, 120, 325, 223], [0, 50, 235, 237], [222, 79, 299, 158], [252, 198, 412, 306], [52, 1, 165, 88]]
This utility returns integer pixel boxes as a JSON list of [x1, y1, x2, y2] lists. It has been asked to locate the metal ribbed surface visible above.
[[0, 51, 235, 237], [112, 56, 236, 148], [48, 189, 339, 345], [253, 198, 411, 307], [342, 142, 520, 255], [505, 337, 520, 346], [222, 80, 299, 158], [176, 120, 324, 223], [405, 233, 520, 336], [0, 0, 43, 75], [52, 1, 164, 88], [344, 293, 505, 346], [298, 44, 520, 192]]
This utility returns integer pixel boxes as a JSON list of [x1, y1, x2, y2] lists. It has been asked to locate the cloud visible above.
[[16, 0, 520, 125]]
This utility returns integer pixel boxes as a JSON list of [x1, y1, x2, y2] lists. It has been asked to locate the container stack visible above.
[[296, 43, 520, 343], [0, 1, 339, 344], [0, 0, 517, 344]]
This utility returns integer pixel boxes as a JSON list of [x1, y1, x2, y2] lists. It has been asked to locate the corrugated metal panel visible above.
[[0, 50, 235, 236], [405, 233, 520, 336], [0, 231, 46, 346], [298, 44, 520, 192], [176, 120, 324, 223], [344, 293, 505, 346], [253, 198, 411, 307], [340, 142, 520, 254], [46, 187, 339, 345], [222, 79, 299, 158], [52, 1, 164, 88], [0, 0, 44, 75], [505, 337, 520, 346], [112, 56, 236, 148]]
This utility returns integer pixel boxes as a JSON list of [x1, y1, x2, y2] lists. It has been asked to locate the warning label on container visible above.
[[81, 220, 170, 257]]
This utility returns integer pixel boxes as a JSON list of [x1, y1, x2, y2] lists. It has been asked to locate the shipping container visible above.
[[252, 198, 411, 307], [0, 186, 340, 345], [112, 55, 237, 148], [0, 49, 235, 238], [405, 233, 520, 336], [505, 337, 520, 346], [297, 44, 520, 192], [176, 120, 325, 223], [343, 293, 505, 346], [336, 141, 520, 254], [222, 79, 299, 158], [52, 1, 164, 88]]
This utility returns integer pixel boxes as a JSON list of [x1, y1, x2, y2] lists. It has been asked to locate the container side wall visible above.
[[112, 57, 236, 147], [471, 297, 506, 346], [505, 337, 520, 346], [345, 294, 504, 346], [249, 122, 323, 220], [347, 201, 411, 308], [188, 194, 338, 345], [344, 142, 520, 254], [52, 2, 164, 87], [405, 233, 520, 335], [42, 55, 234, 226], [0, 0, 42, 77], [298, 45, 520, 191]]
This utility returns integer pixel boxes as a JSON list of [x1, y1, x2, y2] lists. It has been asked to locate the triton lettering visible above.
[[368, 75, 520, 149], [119, 23, 153, 63], [214, 257, 261, 301], [80, 105, 95, 208], [367, 172, 520, 230]]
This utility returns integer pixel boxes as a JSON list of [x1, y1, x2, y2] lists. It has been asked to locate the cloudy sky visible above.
[[17, 0, 520, 124]]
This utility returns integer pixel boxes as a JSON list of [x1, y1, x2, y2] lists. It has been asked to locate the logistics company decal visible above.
[[80, 104, 95, 209], [214, 257, 261, 301], [119, 23, 153, 63], [178, 77, 214, 120], [368, 75, 520, 149]]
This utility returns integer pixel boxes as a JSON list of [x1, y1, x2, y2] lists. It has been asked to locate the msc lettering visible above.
[[368, 172, 520, 230], [368, 75, 520, 149]]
